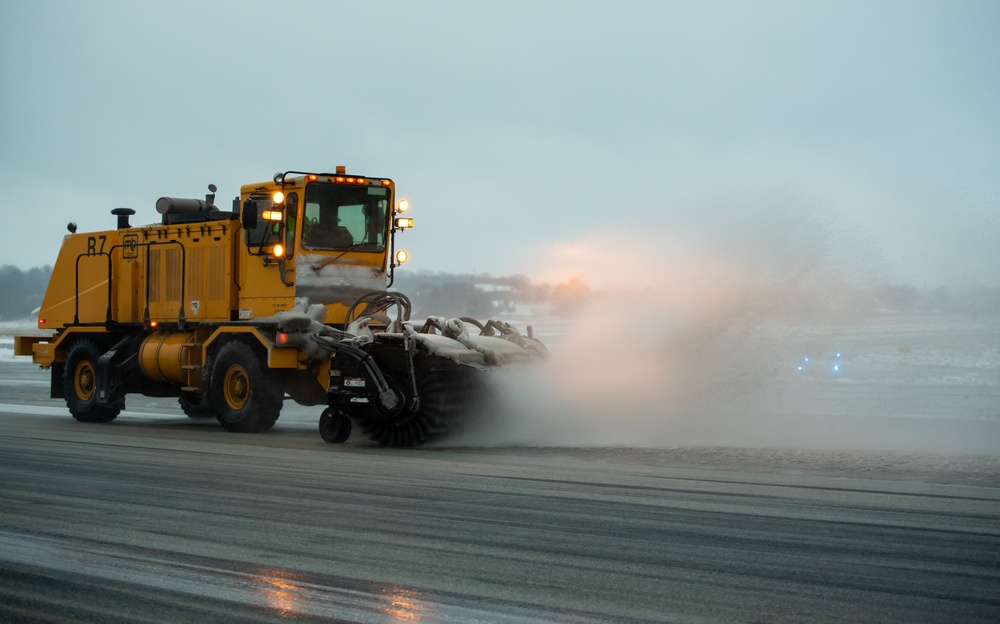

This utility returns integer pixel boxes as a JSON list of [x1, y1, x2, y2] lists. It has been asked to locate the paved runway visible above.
[[1, 360, 998, 622]]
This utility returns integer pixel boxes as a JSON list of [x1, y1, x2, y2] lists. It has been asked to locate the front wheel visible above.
[[63, 340, 119, 423], [319, 408, 352, 443], [209, 341, 283, 433]]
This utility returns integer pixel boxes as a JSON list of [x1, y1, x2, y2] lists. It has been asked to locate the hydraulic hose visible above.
[[311, 334, 401, 411]]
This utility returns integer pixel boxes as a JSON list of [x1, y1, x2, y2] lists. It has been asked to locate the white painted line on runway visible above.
[[0, 379, 49, 386], [0, 403, 175, 419]]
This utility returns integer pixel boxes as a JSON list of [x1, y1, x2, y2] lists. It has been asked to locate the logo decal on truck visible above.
[[123, 234, 138, 259]]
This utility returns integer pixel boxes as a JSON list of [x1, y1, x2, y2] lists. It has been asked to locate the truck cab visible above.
[[237, 168, 411, 325]]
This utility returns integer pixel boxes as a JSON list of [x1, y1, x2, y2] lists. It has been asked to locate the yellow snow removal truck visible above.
[[15, 168, 544, 446]]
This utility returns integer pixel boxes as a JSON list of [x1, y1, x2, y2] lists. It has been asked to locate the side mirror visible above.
[[242, 198, 258, 230]]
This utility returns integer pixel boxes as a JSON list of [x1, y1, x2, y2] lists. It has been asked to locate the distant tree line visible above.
[[1, 264, 995, 321], [393, 271, 592, 319], [0, 265, 591, 321], [393, 271, 1000, 319], [0, 265, 52, 319], [870, 282, 1000, 315]]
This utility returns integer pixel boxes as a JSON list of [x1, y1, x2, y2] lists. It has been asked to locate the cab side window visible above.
[[245, 199, 277, 246]]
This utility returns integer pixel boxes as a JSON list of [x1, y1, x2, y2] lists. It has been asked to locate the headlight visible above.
[[397, 199, 410, 213], [395, 250, 408, 264]]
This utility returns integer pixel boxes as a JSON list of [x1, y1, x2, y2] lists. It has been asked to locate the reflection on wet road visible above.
[[0, 531, 611, 623]]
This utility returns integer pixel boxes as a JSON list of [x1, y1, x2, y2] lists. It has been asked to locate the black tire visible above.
[[63, 339, 120, 423], [319, 408, 352, 443], [180, 351, 215, 418], [209, 341, 283, 433], [178, 390, 215, 418]]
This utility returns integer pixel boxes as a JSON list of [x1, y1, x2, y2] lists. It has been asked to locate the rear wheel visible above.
[[63, 340, 119, 423], [209, 341, 282, 433], [180, 352, 215, 418], [179, 390, 215, 418]]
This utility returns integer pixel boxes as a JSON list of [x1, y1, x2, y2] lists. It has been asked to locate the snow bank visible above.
[[0, 320, 39, 361]]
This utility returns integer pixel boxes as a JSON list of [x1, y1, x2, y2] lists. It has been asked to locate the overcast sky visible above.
[[2, 0, 997, 289]]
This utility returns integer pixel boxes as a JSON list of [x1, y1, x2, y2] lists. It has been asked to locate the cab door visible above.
[[234, 194, 296, 320]]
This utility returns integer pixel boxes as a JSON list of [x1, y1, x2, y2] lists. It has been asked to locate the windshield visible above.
[[301, 183, 390, 252]]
